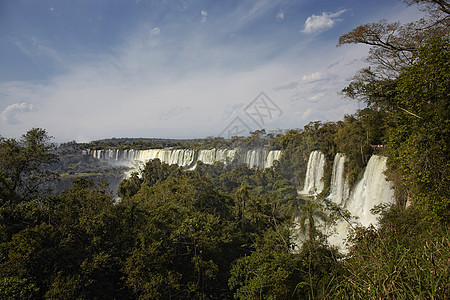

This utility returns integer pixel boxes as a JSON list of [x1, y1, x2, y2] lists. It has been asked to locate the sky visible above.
[[0, 0, 423, 143]]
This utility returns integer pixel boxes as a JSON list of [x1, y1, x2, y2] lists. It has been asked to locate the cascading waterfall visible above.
[[328, 153, 350, 206], [327, 155, 395, 249], [300, 150, 325, 195], [293, 152, 395, 252], [346, 155, 395, 226], [197, 149, 237, 165], [88, 148, 280, 170], [293, 150, 326, 251], [264, 150, 282, 169]]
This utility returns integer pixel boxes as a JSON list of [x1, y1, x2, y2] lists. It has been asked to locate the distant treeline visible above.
[[69, 129, 283, 151]]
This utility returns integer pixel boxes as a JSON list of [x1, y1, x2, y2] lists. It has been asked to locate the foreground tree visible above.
[[0, 128, 57, 204], [328, 206, 448, 299], [339, 0, 449, 222], [0, 129, 58, 243], [385, 38, 449, 221], [123, 176, 237, 299]]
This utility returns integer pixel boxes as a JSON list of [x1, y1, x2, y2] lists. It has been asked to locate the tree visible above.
[[123, 177, 237, 299], [141, 159, 181, 187], [118, 172, 142, 199], [0, 223, 57, 298], [328, 206, 448, 299], [338, 0, 449, 79], [339, 0, 449, 221], [228, 228, 302, 300], [404, 0, 450, 14], [0, 128, 57, 204], [385, 38, 449, 222], [42, 178, 131, 299]]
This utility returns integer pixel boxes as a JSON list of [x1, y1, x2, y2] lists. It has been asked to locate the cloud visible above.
[[201, 10, 208, 23], [302, 71, 325, 82], [233, 0, 282, 30], [307, 92, 325, 102], [276, 11, 284, 20], [1, 103, 34, 125], [301, 9, 347, 34], [150, 27, 160, 36]]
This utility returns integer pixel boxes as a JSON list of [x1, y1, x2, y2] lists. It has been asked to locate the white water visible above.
[[300, 150, 325, 195], [241, 149, 282, 169], [327, 155, 395, 249], [328, 153, 350, 206], [197, 149, 237, 165], [89, 148, 281, 170], [294, 152, 395, 252], [346, 155, 395, 226]]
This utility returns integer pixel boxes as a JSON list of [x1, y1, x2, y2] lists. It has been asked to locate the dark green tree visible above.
[[0, 128, 57, 204]]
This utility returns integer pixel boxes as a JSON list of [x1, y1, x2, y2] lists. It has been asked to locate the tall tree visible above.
[[0, 128, 57, 204], [338, 0, 449, 79], [338, 0, 449, 221]]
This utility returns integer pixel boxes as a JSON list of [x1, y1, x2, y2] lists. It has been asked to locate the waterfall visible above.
[[238, 149, 282, 169], [328, 153, 350, 206], [327, 155, 395, 249], [197, 149, 237, 165], [264, 150, 282, 169], [300, 151, 325, 195], [346, 155, 395, 226], [243, 150, 263, 169], [197, 149, 217, 165], [89, 148, 280, 170], [217, 149, 237, 164]]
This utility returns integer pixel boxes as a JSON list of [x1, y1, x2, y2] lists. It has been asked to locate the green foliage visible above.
[[229, 228, 302, 300], [277, 122, 339, 189], [118, 172, 143, 199], [385, 38, 449, 222], [141, 158, 182, 187], [229, 225, 343, 300], [0, 128, 57, 204], [338, 0, 449, 219], [122, 176, 236, 299], [328, 206, 449, 299], [0, 276, 38, 299], [334, 109, 388, 187]]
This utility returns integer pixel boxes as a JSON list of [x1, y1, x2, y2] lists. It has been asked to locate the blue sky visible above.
[[0, 0, 422, 142]]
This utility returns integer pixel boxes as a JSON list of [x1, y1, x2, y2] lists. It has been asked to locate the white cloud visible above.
[[276, 11, 284, 20], [301, 9, 347, 34], [201, 10, 208, 23], [302, 71, 325, 82], [150, 27, 160, 36], [1, 103, 34, 125], [308, 92, 325, 102]]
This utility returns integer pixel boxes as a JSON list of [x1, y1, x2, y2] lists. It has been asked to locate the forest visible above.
[[0, 0, 448, 299]]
